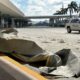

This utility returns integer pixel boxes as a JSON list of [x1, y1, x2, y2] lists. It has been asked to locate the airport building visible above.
[[0, 0, 28, 28], [0, 0, 77, 28]]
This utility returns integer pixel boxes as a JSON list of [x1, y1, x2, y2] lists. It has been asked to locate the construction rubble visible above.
[[0, 28, 80, 80]]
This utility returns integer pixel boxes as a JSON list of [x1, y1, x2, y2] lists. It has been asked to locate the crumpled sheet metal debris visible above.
[[0, 29, 80, 79]]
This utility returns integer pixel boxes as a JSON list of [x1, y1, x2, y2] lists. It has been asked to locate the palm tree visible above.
[[54, 7, 68, 15], [54, 10, 61, 15], [60, 8, 68, 14], [77, 4, 80, 17], [67, 1, 78, 17]]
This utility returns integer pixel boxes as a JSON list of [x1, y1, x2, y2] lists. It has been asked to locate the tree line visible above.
[[54, 1, 80, 17]]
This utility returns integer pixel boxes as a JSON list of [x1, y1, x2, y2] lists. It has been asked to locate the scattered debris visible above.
[[37, 36, 42, 38], [59, 39, 65, 43], [76, 48, 79, 50], [0, 33, 80, 80], [77, 40, 80, 43], [1, 28, 18, 36], [51, 39, 56, 41], [42, 41, 51, 43]]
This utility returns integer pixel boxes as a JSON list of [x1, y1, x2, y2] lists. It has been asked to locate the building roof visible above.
[[0, 0, 24, 17]]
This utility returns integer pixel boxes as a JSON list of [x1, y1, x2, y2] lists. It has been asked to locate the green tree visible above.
[[67, 1, 78, 17], [54, 8, 68, 15], [77, 4, 80, 17], [60, 8, 68, 14]]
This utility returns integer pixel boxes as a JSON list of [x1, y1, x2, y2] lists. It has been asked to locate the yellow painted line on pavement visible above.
[[0, 55, 47, 80]]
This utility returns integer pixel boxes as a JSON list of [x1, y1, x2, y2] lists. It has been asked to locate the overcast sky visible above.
[[10, 0, 80, 16]]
